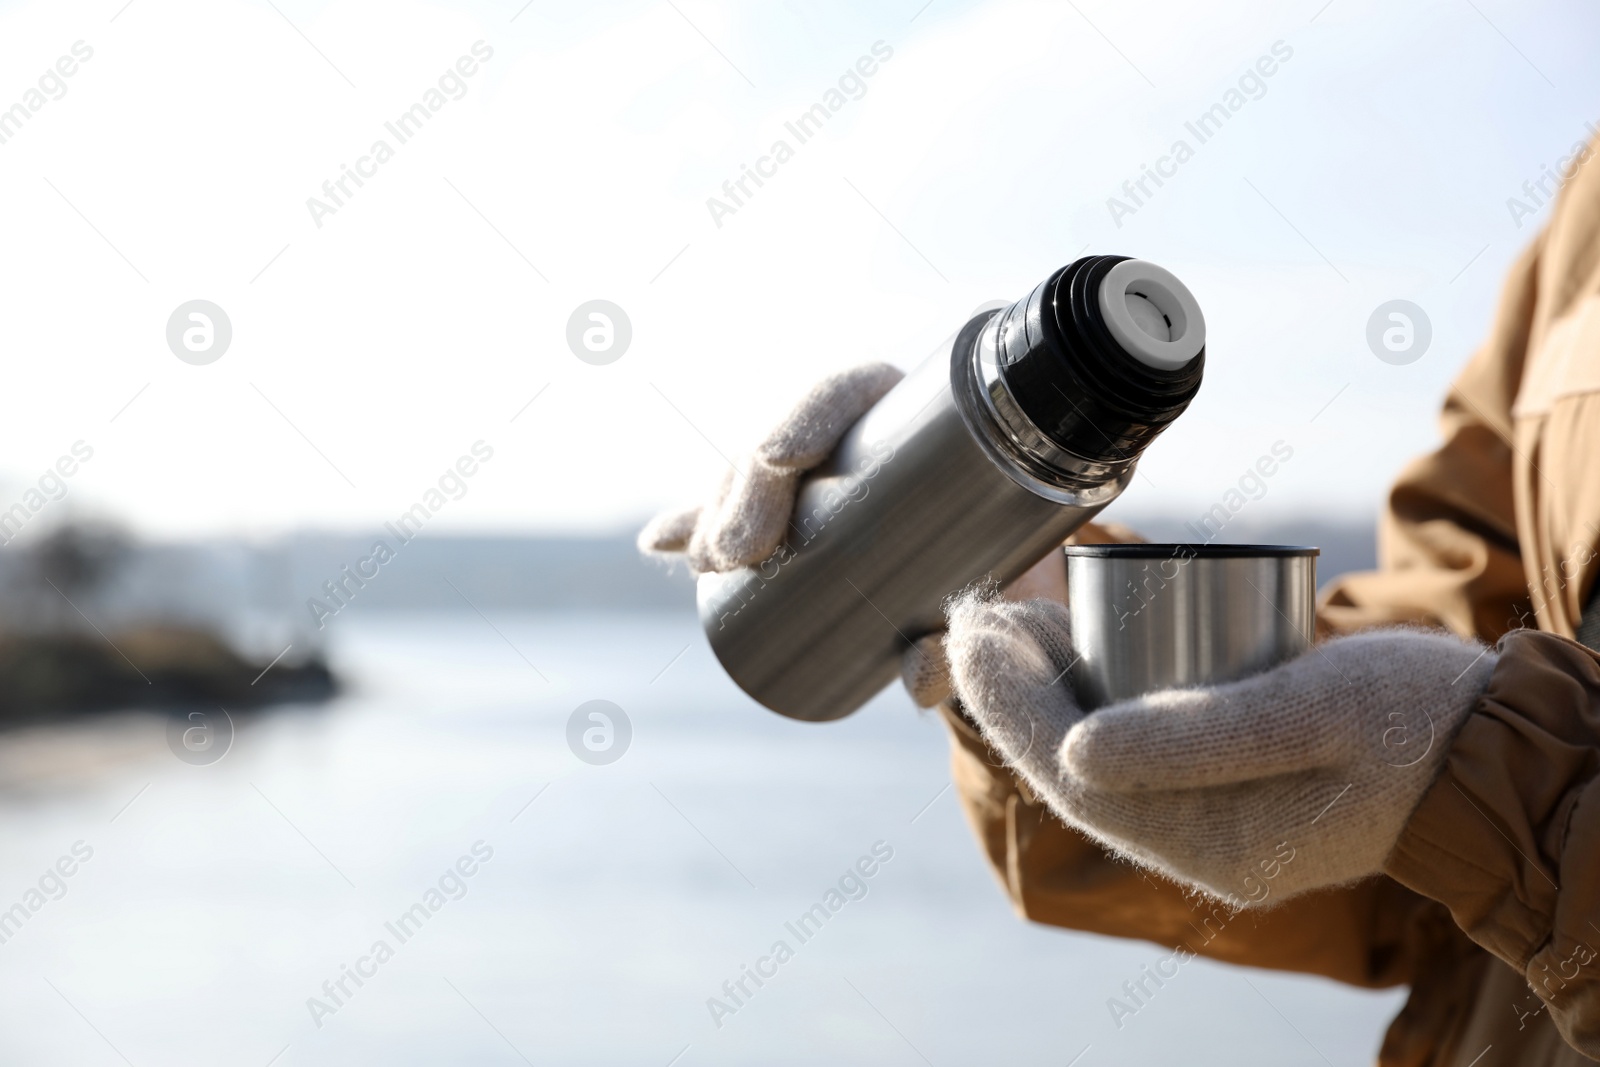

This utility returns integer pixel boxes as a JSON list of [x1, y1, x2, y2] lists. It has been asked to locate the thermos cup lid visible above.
[[1063, 543, 1320, 709]]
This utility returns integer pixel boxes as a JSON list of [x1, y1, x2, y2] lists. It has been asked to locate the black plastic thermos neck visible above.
[[991, 255, 1205, 473]]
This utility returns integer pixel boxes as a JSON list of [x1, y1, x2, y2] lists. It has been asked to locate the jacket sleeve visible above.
[[1312, 215, 1600, 1056], [1385, 630, 1600, 1059], [1316, 235, 1542, 643]]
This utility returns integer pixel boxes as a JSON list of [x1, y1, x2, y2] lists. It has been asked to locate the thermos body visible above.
[[698, 256, 1209, 722], [698, 311, 1125, 721]]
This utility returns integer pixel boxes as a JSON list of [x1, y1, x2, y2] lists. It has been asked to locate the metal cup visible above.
[[1063, 544, 1319, 710]]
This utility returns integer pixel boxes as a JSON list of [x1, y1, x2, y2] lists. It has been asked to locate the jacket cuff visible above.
[[1384, 630, 1600, 1057]]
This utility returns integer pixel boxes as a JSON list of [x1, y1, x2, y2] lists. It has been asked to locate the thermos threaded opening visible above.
[[993, 256, 1204, 468]]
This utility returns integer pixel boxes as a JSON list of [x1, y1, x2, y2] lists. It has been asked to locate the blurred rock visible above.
[[0, 625, 334, 720]]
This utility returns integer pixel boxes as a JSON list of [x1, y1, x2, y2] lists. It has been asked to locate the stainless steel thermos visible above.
[[698, 256, 1209, 721]]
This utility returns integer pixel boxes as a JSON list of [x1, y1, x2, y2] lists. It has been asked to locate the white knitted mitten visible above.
[[638, 363, 903, 574], [944, 589, 1499, 904]]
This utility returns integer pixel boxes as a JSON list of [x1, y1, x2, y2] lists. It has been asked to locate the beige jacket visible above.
[[942, 140, 1600, 1064]]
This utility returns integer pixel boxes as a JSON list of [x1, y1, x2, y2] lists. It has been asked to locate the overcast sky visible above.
[[0, 0, 1593, 540]]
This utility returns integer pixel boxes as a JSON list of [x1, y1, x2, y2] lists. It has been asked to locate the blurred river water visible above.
[[0, 610, 1403, 1065]]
